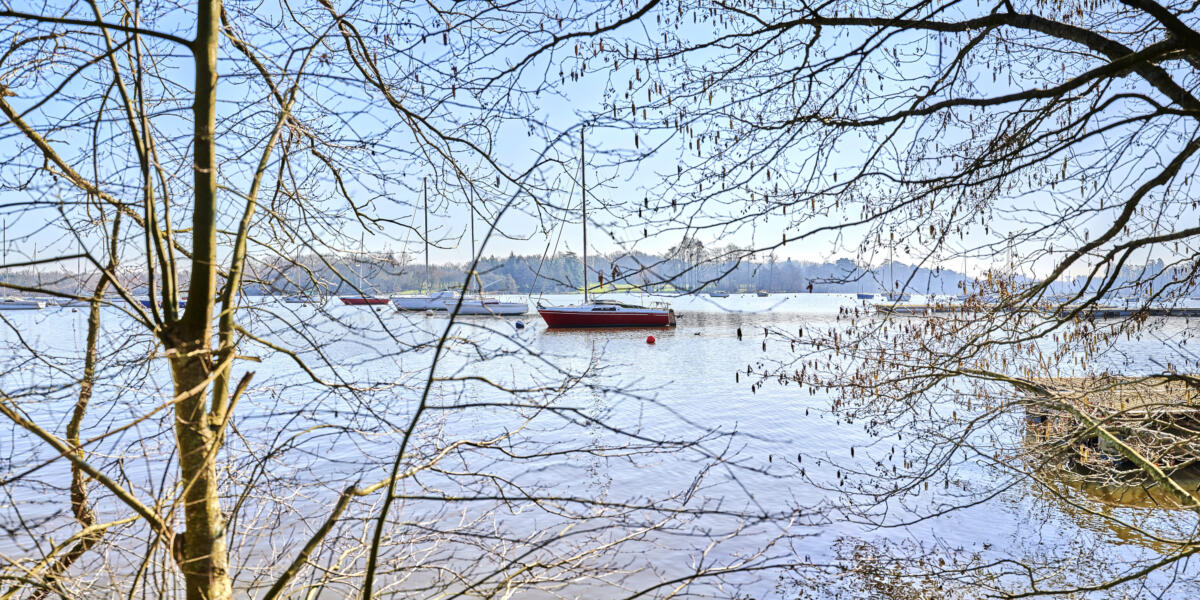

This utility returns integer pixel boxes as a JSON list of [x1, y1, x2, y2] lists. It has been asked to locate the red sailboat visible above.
[[538, 299, 675, 327], [537, 129, 676, 329]]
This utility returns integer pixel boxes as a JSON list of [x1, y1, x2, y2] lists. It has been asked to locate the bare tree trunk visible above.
[[167, 0, 230, 598], [168, 354, 229, 600]]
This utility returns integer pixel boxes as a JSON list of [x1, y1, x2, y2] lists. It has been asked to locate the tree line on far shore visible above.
[[1, 250, 1177, 298]]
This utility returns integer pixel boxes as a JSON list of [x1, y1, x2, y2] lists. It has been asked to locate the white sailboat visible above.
[[393, 178, 466, 312], [394, 289, 458, 311], [0, 297, 45, 310], [448, 296, 528, 315], [444, 181, 527, 317]]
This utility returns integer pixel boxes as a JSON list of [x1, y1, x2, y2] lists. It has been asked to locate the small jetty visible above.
[[1023, 375, 1200, 504]]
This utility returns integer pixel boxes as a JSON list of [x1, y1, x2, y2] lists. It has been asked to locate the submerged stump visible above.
[[1024, 375, 1200, 482]]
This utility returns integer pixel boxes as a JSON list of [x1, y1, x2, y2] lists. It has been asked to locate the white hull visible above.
[[393, 291, 458, 311], [0, 299, 45, 310], [447, 299, 528, 315], [392, 296, 445, 311]]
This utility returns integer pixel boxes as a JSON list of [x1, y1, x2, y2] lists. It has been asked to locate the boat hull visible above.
[[538, 306, 674, 328], [447, 300, 528, 315], [138, 299, 187, 309], [393, 291, 459, 311], [393, 296, 447, 311], [0, 301, 45, 310], [340, 297, 389, 306]]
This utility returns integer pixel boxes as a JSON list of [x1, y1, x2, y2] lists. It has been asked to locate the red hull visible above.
[[340, 297, 389, 305], [538, 308, 673, 328]]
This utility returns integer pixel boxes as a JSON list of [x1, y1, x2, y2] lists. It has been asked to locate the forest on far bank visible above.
[[1, 247, 1176, 298]]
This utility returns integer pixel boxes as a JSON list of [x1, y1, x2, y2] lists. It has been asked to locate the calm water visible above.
[[1, 293, 1197, 597]]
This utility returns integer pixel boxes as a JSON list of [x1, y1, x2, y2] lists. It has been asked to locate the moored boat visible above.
[[137, 298, 187, 309], [538, 299, 675, 328], [708, 291, 730, 298], [537, 129, 675, 329], [857, 293, 874, 300], [756, 290, 769, 297], [393, 290, 458, 311], [283, 295, 320, 304], [449, 297, 527, 316], [339, 296, 389, 306], [0, 297, 45, 310]]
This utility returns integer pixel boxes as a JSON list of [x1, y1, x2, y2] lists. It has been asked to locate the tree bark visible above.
[[169, 353, 230, 600], [167, 0, 230, 598]]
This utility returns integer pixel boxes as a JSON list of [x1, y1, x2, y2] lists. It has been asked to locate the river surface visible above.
[[1, 293, 1197, 598]]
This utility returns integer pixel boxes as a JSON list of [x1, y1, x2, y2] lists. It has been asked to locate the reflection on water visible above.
[[1047, 470, 1200, 510], [1, 293, 1197, 597]]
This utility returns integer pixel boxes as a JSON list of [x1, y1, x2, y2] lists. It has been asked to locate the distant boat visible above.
[[756, 290, 769, 297], [448, 297, 527, 315], [339, 296, 389, 306], [0, 297, 44, 310], [393, 179, 450, 313], [393, 290, 458, 311], [535, 129, 674, 329], [873, 303, 929, 316], [857, 293, 874, 300], [138, 298, 187, 309], [708, 291, 730, 298], [26, 296, 76, 307], [283, 295, 320, 304], [883, 292, 911, 302]]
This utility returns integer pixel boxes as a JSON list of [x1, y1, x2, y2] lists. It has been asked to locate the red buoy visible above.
[[646, 335, 656, 344]]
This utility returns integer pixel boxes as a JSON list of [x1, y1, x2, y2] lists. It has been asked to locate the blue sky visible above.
[[1, 0, 1196, 284]]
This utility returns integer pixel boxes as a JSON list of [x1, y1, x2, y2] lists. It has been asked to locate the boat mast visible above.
[[429, 175, 434, 290], [469, 189, 476, 295], [581, 128, 588, 304]]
